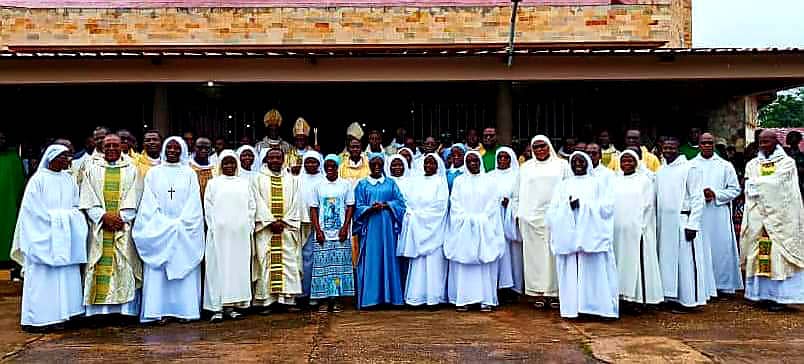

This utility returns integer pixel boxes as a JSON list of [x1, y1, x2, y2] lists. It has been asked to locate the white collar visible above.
[[347, 156, 364, 168], [366, 175, 385, 185]]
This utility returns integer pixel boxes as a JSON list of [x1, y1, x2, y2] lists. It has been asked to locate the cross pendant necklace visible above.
[[168, 186, 176, 200]]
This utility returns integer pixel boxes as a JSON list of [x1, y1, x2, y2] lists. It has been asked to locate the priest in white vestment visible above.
[[691, 133, 744, 295], [518, 135, 572, 308], [488, 147, 523, 293], [547, 152, 618, 319], [12, 145, 87, 328], [132, 136, 205, 323], [398, 153, 449, 306], [656, 138, 708, 310], [203, 150, 256, 321], [741, 130, 804, 310], [252, 147, 303, 308], [444, 151, 506, 312], [612, 150, 664, 306], [586, 143, 615, 190], [80, 134, 143, 317]]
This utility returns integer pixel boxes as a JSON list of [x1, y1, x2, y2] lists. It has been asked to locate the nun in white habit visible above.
[[236, 145, 259, 182], [518, 135, 572, 307], [444, 151, 506, 312], [132, 136, 205, 323], [612, 150, 664, 305], [546, 151, 619, 319], [487, 146, 523, 293], [300, 150, 326, 300], [12, 144, 88, 328], [397, 153, 449, 306], [385, 154, 411, 200], [203, 150, 256, 321]]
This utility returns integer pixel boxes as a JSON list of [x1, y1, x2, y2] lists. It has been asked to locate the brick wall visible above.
[[0, 3, 687, 47]]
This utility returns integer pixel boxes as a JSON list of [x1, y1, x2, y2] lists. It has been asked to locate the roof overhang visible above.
[[2, 45, 804, 88]]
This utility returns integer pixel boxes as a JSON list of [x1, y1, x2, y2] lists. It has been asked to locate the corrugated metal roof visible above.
[[1, 47, 802, 59]]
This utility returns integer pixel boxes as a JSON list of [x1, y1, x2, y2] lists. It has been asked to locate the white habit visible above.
[[691, 152, 744, 294], [612, 150, 663, 304], [203, 150, 256, 312], [11, 145, 88, 326], [488, 147, 522, 293], [656, 155, 708, 307], [397, 153, 449, 306], [132, 137, 205, 322], [444, 151, 505, 307], [741, 145, 804, 304], [546, 152, 618, 319], [518, 135, 572, 297]]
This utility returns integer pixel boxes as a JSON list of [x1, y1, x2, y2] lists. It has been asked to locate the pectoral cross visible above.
[[168, 186, 176, 200]]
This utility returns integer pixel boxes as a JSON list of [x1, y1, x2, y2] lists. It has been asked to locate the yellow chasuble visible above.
[[338, 154, 369, 265], [190, 161, 217, 201]]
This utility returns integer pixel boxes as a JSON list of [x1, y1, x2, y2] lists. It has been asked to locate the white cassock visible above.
[[488, 146, 522, 293], [203, 150, 257, 312], [546, 152, 618, 319], [397, 153, 449, 306], [691, 153, 744, 294], [656, 155, 708, 307], [11, 145, 87, 326], [612, 150, 663, 304], [518, 135, 572, 297], [444, 151, 506, 307], [133, 137, 205, 322], [741, 145, 804, 304], [252, 168, 302, 306]]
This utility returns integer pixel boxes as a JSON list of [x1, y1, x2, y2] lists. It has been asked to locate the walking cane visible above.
[[690, 234, 699, 303]]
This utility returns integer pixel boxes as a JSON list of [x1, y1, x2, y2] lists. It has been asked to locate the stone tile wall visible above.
[[0, 4, 685, 47]]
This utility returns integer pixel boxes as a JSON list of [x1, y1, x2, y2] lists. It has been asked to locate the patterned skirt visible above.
[[310, 239, 355, 299]]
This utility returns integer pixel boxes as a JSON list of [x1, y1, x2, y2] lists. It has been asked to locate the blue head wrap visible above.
[[324, 154, 341, 167]]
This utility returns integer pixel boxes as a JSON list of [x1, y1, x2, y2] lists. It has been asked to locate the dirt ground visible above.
[[1, 281, 801, 363]]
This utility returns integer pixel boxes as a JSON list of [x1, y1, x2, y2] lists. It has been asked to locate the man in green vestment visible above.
[[0, 131, 25, 266], [481, 127, 500, 172]]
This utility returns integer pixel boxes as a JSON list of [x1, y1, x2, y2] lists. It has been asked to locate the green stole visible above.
[[90, 166, 121, 303]]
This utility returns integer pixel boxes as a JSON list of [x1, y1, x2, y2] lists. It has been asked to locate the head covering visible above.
[[236, 145, 257, 172], [421, 152, 446, 177], [530, 135, 558, 162], [464, 150, 485, 175], [385, 154, 409, 181], [161, 136, 190, 165], [302, 150, 324, 175], [494, 146, 520, 174], [619, 149, 640, 170], [367, 152, 385, 162], [39, 144, 69, 172], [263, 109, 283, 128], [568, 151, 594, 176], [293, 117, 311, 136], [398, 147, 414, 167], [346, 122, 364, 140], [216, 149, 241, 176], [324, 153, 341, 168]]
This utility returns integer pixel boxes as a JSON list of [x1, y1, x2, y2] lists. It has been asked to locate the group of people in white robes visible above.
[[12, 128, 803, 329]]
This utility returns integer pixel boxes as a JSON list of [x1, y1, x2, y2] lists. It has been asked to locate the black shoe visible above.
[[767, 302, 787, 312]]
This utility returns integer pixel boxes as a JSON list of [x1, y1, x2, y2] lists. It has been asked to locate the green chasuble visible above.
[[0, 148, 25, 263], [482, 145, 500, 172]]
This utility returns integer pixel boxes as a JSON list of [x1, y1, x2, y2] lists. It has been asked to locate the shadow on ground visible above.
[[1, 282, 801, 363]]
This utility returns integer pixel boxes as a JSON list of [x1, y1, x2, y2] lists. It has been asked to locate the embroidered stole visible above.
[[756, 228, 772, 277], [91, 166, 121, 303], [269, 175, 285, 294]]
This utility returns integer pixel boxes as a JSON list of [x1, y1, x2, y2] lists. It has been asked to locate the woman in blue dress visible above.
[[353, 153, 407, 308]]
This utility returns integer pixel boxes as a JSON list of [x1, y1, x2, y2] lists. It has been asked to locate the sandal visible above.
[[210, 313, 224, 323], [455, 305, 469, 312], [532, 300, 546, 309], [480, 305, 493, 313], [549, 299, 560, 310], [318, 304, 330, 313], [332, 303, 344, 313]]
